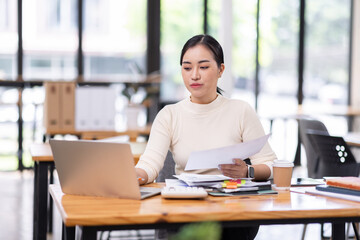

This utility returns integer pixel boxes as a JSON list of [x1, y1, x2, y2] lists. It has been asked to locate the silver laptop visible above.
[[49, 139, 161, 200]]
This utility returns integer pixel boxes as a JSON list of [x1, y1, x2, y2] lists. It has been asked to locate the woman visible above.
[[135, 34, 277, 240]]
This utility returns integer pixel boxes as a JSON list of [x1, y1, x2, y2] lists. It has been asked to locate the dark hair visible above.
[[180, 34, 224, 95]]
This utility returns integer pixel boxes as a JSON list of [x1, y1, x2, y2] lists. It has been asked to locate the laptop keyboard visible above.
[[139, 187, 162, 199], [140, 191, 152, 196]]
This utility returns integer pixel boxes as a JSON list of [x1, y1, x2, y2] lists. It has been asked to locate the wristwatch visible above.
[[247, 165, 255, 178]]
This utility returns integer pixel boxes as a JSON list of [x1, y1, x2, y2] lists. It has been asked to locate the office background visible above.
[[0, 0, 360, 172]]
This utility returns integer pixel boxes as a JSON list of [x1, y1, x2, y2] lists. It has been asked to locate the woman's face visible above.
[[181, 44, 225, 104]]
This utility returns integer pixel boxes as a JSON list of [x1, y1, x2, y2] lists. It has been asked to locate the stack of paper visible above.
[[221, 181, 272, 193], [174, 173, 232, 188], [172, 173, 272, 193]]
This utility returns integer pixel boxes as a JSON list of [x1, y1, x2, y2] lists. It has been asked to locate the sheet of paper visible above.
[[184, 134, 271, 171], [165, 179, 189, 187], [175, 173, 232, 183], [173, 173, 232, 187]]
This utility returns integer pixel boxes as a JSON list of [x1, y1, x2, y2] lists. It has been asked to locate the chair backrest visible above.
[[307, 133, 359, 177], [156, 151, 176, 182], [298, 119, 329, 178]]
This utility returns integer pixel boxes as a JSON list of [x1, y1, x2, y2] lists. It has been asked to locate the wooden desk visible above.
[[321, 107, 360, 132], [30, 142, 145, 164], [322, 107, 360, 117], [344, 132, 360, 148], [50, 184, 360, 240], [45, 124, 152, 142], [30, 142, 146, 240], [298, 106, 360, 131]]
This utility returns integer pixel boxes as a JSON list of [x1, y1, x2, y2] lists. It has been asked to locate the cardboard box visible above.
[[60, 82, 75, 131], [43, 82, 60, 132]]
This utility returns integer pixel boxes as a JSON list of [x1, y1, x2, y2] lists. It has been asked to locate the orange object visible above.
[[226, 184, 238, 189]]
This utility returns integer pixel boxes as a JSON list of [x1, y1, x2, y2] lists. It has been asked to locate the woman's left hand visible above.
[[219, 158, 248, 178]]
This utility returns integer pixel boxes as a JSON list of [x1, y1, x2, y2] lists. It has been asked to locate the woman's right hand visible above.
[[135, 168, 148, 185]]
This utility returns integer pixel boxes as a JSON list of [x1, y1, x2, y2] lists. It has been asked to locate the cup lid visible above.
[[273, 160, 294, 167]]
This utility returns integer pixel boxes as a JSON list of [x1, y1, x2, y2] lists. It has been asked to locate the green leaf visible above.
[[170, 222, 222, 240]]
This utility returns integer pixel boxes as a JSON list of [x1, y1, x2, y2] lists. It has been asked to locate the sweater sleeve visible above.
[[241, 103, 277, 178], [135, 106, 172, 183]]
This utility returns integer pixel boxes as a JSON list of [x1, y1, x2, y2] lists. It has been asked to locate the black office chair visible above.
[[298, 119, 329, 178], [155, 151, 177, 240], [156, 151, 176, 182], [307, 133, 360, 178], [306, 133, 360, 240]]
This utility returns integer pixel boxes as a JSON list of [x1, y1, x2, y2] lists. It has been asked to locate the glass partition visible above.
[[22, 0, 78, 80], [160, 0, 203, 102], [0, 0, 17, 80], [303, 0, 351, 134], [231, 0, 258, 106], [257, 0, 299, 117], [257, 0, 299, 160], [208, 0, 258, 107], [83, 0, 146, 81]]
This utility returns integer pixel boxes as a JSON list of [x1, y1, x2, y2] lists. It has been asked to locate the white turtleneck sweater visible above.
[[136, 94, 277, 183]]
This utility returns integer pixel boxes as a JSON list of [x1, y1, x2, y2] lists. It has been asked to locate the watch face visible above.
[[249, 166, 255, 178]]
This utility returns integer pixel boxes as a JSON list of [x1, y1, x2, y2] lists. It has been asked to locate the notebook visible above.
[[316, 185, 360, 197], [49, 139, 161, 200]]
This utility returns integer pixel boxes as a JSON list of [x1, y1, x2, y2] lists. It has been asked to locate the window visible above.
[[231, 0, 258, 106], [257, 0, 299, 160], [83, 0, 146, 81], [303, 0, 351, 134], [22, 0, 78, 80], [257, 0, 299, 117], [0, 0, 18, 170], [304, 0, 351, 107], [160, 0, 203, 101], [0, 0, 17, 80], [208, 0, 258, 106]]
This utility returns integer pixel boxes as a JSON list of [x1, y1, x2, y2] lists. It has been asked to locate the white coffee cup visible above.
[[272, 160, 294, 191]]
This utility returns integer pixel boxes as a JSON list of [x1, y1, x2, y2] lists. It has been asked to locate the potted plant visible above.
[[121, 76, 160, 129], [170, 222, 222, 240]]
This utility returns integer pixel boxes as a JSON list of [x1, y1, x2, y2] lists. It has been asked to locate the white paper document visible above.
[[175, 173, 232, 183], [184, 134, 271, 171], [165, 179, 189, 187], [173, 173, 232, 187]]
